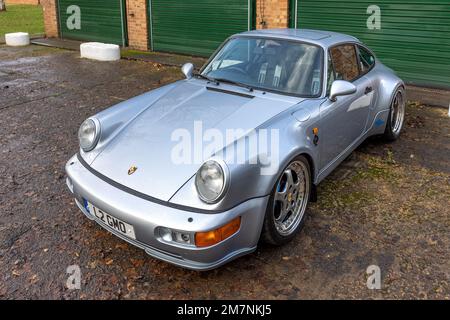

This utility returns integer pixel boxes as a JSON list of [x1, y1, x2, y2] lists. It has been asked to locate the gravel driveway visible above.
[[0, 45, 449, 299]]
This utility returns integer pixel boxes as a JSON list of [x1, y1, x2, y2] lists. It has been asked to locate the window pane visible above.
[[329, 45, 359, 81], [358, 46, 375, 73], [202, 37, 324, 97]]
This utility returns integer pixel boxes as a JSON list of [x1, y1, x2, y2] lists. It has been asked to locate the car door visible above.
[[319, 43, 373, 170]]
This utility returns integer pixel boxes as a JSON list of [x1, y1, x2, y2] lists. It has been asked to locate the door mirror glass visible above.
[[329, 80, 357, 101], [181, 63, 194, 79]]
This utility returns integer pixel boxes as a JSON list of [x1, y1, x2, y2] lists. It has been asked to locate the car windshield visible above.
[[201, 37, 324, 97]]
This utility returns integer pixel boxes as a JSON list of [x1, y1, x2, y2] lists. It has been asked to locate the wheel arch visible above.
[[376, 67, 406, 112], [270, 148, 317, 192]]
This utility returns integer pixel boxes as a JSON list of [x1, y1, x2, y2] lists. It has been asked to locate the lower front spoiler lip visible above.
[[67, 154, 267, 270], [75, 198, 256, 271]]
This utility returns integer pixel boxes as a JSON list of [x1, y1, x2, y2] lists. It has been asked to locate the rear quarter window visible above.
[[358, 45, 375, 74]]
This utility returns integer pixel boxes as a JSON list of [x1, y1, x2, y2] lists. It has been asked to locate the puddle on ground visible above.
[[0, 56, 43, 68]]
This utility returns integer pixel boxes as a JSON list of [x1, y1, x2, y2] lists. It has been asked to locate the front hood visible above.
[[90, 81, 300, 201]]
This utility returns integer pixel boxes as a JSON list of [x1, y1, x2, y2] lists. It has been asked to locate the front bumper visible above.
[[65, 154, 268, 270]]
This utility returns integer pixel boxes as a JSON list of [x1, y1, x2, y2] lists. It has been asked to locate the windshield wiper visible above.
[[213, 78, 255, 92], [194, 73, 218, 84], [194, 74, 255, 93]]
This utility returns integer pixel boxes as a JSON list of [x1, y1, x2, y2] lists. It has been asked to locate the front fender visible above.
[[169, 102, 321, 212]]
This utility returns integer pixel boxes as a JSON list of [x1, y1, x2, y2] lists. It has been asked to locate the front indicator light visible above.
[[195, 216, 241, 248]]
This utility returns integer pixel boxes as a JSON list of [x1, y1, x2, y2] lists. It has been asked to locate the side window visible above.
[[358, 45, 375, 74], [326, 54, 336, 94], [329, 44, 360, 81]]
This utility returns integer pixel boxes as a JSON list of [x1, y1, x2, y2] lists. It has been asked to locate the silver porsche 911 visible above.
[[66, 29, 405, 270]]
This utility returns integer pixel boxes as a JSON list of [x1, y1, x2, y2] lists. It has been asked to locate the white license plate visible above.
[[87, 202, 136, 240]]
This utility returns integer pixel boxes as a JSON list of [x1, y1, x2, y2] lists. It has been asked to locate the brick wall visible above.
[[5, 0, 40, 5], [126, 0, 148, 50], [41, 0, 58, 38], [256, 0, 289, 29]]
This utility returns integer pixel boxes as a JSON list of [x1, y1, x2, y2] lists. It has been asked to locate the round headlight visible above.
[[195, 160, 227, 204], [78, 118, 100, 152]]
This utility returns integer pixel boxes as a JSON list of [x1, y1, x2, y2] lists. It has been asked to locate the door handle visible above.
[[364, 86, 373, 94]]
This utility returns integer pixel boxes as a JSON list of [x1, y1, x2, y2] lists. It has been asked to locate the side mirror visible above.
[[329, 80, 357, 102], [181, 63, 194, 79]]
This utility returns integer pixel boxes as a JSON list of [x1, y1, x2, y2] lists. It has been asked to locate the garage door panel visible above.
[[299, 22, 450, 43], [292, 0, 450, 87], [150, 0, 254, 57], [58, 0, 126, 45]]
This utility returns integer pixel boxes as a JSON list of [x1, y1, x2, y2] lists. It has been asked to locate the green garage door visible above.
[[149, 0, 256, 57], [290, 0, 450, 88], [58, 0, 127, 46]]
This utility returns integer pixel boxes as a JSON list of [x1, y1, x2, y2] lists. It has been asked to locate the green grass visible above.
[[0, 4, 44, 37], [121, 49, 155, 58]]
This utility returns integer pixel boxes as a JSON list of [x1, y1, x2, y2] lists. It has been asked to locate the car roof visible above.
[[237, 29, 360, 48]]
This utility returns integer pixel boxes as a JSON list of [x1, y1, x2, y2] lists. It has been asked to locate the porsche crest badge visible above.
[[128, 165, 138, 175]]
